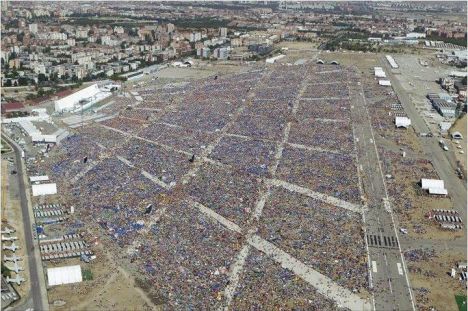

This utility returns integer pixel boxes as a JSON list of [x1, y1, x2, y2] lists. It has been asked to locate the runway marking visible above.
[[268, 179, 362, 214], [397, 263, 404, 276], [372, 261, 378, 273]]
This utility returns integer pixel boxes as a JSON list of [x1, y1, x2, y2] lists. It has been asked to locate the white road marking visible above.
[[397, 263, 404, 275]]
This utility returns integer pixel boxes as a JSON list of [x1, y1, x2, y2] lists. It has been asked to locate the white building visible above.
[[54, 84, 110, 112], [29, 23, 38, 34]]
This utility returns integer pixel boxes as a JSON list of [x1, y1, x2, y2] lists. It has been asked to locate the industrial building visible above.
[[427, 93, 457, 117]]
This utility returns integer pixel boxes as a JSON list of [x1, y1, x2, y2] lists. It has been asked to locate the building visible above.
[[29, 23, 38, 34], [219, 27, 228, 38], [1, 102, 25, 115], [54, 84, 109, 112], [427, 93, 457, 117]]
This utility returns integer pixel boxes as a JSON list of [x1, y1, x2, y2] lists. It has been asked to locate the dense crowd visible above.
[[39, 64, 369, 308]]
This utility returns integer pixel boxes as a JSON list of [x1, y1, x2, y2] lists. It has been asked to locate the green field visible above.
[[82, 268, 93, 281], [456, 295, 467, 311]]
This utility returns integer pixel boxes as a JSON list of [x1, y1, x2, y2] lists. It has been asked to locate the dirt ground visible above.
[[47, 240, 158, 311], [449, 114, 467, 173], [407, 250, 466, 311], [1, 156, 31, 299]]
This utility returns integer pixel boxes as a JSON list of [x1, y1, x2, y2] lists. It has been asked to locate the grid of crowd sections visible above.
[[43, 64, 369, 309]]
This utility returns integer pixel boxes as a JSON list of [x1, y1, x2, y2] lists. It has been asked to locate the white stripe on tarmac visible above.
[[268, 179, 362, 214], [191, 201, 242, 234], [397, 263, 404, 275], [248, 235, 372, 311], [222, 244, 251, 311]]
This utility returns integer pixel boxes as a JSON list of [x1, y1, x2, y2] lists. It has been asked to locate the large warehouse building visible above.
[[54, 84, 111, 113]]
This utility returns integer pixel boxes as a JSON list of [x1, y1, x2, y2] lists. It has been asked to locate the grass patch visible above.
[[456, 295, 467, 311], [82, 268, 93, 281]]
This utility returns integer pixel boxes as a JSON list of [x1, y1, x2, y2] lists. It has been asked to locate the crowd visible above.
[[119, 139, 191, 185], [100, 116, 146, 134], [37, 64, 371, 308], [230, 249, 342, 310], [186, 163, 262, 228], [277, 146, 361, 204], [136, 201, 242, 310], [210, 135, 276, 177], [297, 99, 351, 122], [288, 118, 354, 152], [257, 186, 368, 292]]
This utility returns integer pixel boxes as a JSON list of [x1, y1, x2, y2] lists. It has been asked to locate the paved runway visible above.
[[348, 74, 415, 311], [2, 134, 48, 311]]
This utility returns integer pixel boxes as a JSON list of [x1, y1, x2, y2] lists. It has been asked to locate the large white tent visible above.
[[32, 183, 57, 196], [47, 265, 82, 286], [420, 178, 447, 195], [55, 84, 101, 112]]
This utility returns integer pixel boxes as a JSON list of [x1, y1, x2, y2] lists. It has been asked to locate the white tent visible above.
[[32, 183, 57, 196], [29, 175, 49, 182], [47, 265, 82, 286], [421, 178, 447, 195], [379, 80, 392, 86], [421, 178, 445, 190], [395, 117, 411, 128], [54, 84, 101, 112]]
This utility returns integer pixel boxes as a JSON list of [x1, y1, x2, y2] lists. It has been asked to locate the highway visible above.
[[348, 71, 415, 311], [2, 134, 48, 311]]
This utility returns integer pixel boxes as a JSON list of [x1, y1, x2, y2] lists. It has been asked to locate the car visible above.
[[11, 170, 17, 175]]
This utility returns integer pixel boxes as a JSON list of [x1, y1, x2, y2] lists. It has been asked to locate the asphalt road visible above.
[[2, 134, 47, 311], [349, 72, 415, 311]]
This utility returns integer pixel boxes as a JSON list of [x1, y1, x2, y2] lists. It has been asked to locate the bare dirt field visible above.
[[407, 249, 466, 311], [47, 242, 157, 311]]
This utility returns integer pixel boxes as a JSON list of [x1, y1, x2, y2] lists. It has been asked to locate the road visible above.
[[348, 71, 415, 311], [2, 133, 48, 311]]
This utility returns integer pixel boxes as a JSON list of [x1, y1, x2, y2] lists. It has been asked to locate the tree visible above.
[[4, 79, 12, 87], [38, 73, 47, 83]]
